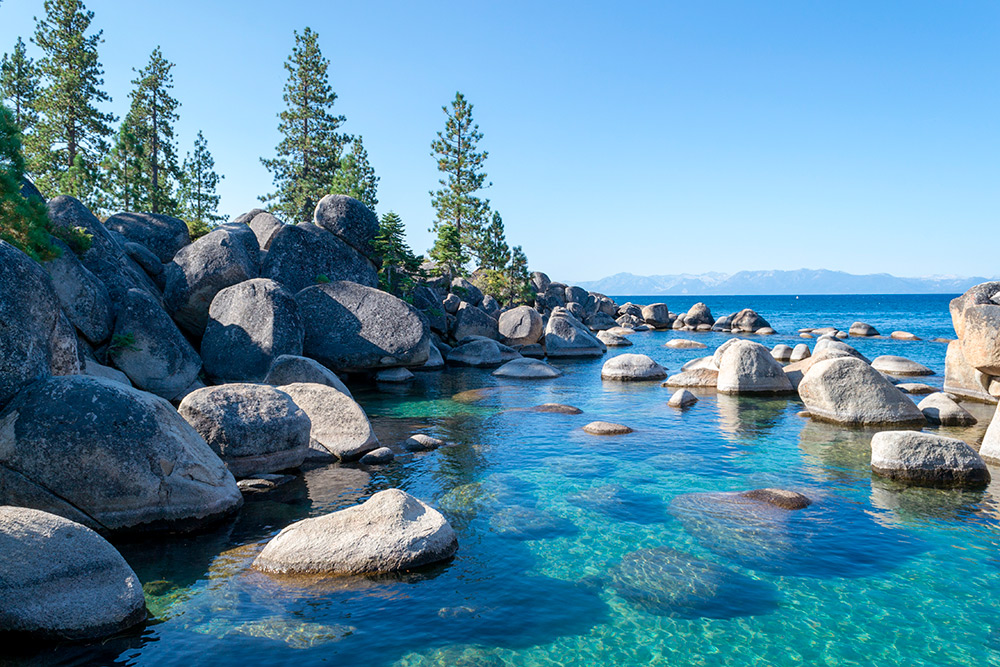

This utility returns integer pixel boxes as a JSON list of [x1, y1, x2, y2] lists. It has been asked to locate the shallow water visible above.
[[13, 294, 1000, 667]]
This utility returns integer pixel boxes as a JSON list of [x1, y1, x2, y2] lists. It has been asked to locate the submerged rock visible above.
[[278, 382, 378, 461], [0, 507, 147, 640], [492, 357, 562, 378], [870, 431, 990, 488], [530, 403, 583, 414], [404, 434, 446, 452], [738, 488, 811, 510], [360, 447, 394, 465], [798, 357, 925, 426], [567, 484, 666, 523], [665, 339, 707, 350], [601, 354, 667, 381], [252, 489, 458, 575], [375, 367, 415, 383], [610, 547, 777, 619], [0, 376, 242, 532], [488, 505, 578, 541]]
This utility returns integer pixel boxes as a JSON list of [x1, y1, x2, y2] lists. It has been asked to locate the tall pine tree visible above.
[[0, 106, 55, 260], [429, 91, 490, 269], [123, 47, 180, 214], [478, 210, 509, 272], [504, 245, 533, 306], [178, 130, 224, 239], [330, 134, 378, 211], [260, 27, 346, 223], [372, 211, 422, 294], [0, 37, 41, 133], [102, 117, 146, 212], [30, 0, 115, 204]]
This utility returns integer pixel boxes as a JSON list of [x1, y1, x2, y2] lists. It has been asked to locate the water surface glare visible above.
[[14, 294, 1000, 667]]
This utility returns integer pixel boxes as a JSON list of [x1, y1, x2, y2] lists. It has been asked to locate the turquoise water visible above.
[[13, 294, 1000, 667]]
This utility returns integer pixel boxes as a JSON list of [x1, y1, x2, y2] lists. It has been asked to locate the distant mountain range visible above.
[[572, 270, 993, 296]]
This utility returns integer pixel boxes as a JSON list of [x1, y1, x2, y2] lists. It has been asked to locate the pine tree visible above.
[[260, 27, 347, 223], [428, 222, 464, 277], [0, 106, 55, 260], [330, 134, 378, 211], [478, 210, 509, 272], [29, 0, 115, 204], [102, 115, 147, 212], [178, 130, 224, 239], [372, 211, 422, 294], [0, 37, 41, 133], [429, 91, 490, 266], [505, 245, 532, 306], [124, 47, 180, 214]]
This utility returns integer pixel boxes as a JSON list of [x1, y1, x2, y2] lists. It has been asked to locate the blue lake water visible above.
[[15, 293, 1000, 667]]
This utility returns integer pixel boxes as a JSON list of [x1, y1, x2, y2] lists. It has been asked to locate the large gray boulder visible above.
[[601, 354, 668, 381], [43, 238, 113, 344], [684, 302, 714, 327], [295, 281, 430, 372], [849, 322, 879, 337], [872, 355, 933, 377], [530, 271, 551, 293], [253, 489, 458, 575], [814, 336, 870, 363], [277, 382, 379, 461], [247, 211, 284, 251], [450, 277, 483, 307], [959, 304, 1000, 375], [663, 368, 719, 388], [798, 357, 926, 426], [446, 339, 503, 367], [493, 357, 562, 378], [730, 308, 771, 333], [870, 431, 990, 488], [109, 289, 202, 400], [949, 281, 1000, 340], [179, 384, 311, 478], [641, 303, 672, 328], [164, 223, 261, 336], [0, 241, 80, 408], [261, 223, 378, 294], [0, 507, 147, 640], [943, 340, 995, 403], [977, 405, 1000, 464], [452, 301, 499, 341], [47, 196, 162, 310], [716, 340, 793, 394], [498, 305, 544, 346], [313, 194, 379, 260], [0, 376, 242, 532], [105, 212, 190, 263], [544, 308, 607, 358], [201, 279, 303, 383], [263, 354, 352, 398], [123, 241, 164, 286]]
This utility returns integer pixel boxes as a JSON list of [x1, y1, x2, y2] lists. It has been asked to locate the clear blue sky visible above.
[[1, 1, 997, 282]]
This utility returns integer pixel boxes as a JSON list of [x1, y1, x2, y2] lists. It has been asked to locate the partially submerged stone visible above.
[[716, 339, 793, 394], [896, 383, 938, 395], [492, 357, 562, 378], [770, 344, 793, 362], [916, 392, 977, 426], [871, 355, 934, 377], [583, 421, 633, 435], [668, 389, 697, 408], [601, 354, 667, 381], [849, 322, 880, 337], [662, 368, 719, 388], [530, 403, 582, 414], [278, 382, 379, 461], [798, 357, 926, 426], [664, 339, 707, 350], [890, 331, 920, 341], [738, 488, 811, 510], [404, 434, 446, 452], [596, 330, 632, 347], [360, 447, 395, 465], [0, 507, 147, 640], [870, 431, 990, 488], [375, 367, 415, 383], [252, 489, 458, 575]]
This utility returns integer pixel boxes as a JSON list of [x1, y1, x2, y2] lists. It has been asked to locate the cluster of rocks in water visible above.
[[6, 185, 1000, 639]]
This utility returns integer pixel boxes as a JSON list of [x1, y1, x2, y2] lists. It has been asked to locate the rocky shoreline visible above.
[[2, 191, 1000, 643]]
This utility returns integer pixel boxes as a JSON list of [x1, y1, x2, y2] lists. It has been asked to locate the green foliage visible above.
[[108, 331, 139, 354], [0, 107, 57, 261], [1, 37, 41, 133], [428, 222, 464, 277], [316, 273, 330, 284], [373, 211, 423, 295], [51, 223, 92, 254], [505, 245, 533, 306], [477, 210, 509, 272], [185, 217, 213, 240], [429, 91, 491, 267], [102, 118, 146, 212], [178, 130, 224, 232], [121, 47, 180, 215], [29, 0, 115, 208], [260, 27, 347, 223], [330, 134, 378, 211]]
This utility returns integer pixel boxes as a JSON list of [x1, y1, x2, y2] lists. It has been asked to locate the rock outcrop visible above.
[[105, 212, 190, 263], [498, 305, 544, 346], [261, 223, 378, 293], [870, 431, 990, 488], [798, 357, 926, 426], [544, 308, 607, 358], [277, 382, 379, 461], [601, 354, 668, 381]]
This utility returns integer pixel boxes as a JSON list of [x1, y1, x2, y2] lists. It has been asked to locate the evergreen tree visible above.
[[124, 47, 180, 214], [260, 27, 346, 223], [505, 245, 532, 306], [0, 106, 55, 260], [372, 211, 421, 294], [0, 37, 41, 133], [178, 130, 224, 239], [428, 222, 464, 277], [30, 0, 115, 204], [330, 134, 378, 211], [102, 115, 146, 212], [478, 210, 509, 272], [429, 91, 490, 266]]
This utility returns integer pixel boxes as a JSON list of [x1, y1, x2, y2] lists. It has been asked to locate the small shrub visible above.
[[108, 332, 139, 355], [51, 225, 93, 255], [316, 274, 331, 284]]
